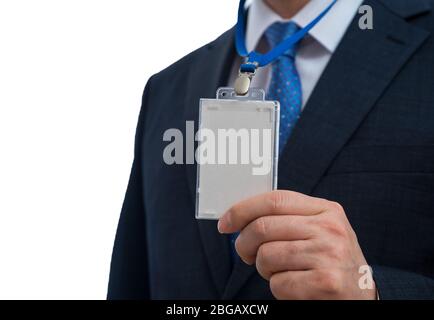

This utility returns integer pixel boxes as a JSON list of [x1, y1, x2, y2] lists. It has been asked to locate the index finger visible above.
[[217, 190, 328, 234]]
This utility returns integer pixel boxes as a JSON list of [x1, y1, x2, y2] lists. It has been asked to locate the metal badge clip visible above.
[[234, 62, 257, 96]]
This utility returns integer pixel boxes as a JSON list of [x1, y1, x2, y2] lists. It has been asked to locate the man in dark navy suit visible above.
[[108, 0, 434, 299]]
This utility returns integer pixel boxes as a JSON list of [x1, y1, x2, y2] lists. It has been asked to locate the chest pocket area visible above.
[[327, 145, 434, 175]]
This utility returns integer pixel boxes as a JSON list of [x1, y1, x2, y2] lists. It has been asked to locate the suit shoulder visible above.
[[149, 28, 234, 86]]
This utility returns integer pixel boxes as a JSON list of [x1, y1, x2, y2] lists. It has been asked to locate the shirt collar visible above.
[[246, 0, 364, 53]]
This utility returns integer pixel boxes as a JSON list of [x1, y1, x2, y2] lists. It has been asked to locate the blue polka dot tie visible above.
[[229, 22, 303, 262], [265, 21, 302, 155]]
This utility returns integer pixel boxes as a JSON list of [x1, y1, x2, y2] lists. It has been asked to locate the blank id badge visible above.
[[196, 88, 280, 220]]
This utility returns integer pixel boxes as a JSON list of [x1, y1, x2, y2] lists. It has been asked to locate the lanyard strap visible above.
[[235, 0, 337, 73]]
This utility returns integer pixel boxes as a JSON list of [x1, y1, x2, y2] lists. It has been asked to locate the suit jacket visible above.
[[107, 0, 434, 299]]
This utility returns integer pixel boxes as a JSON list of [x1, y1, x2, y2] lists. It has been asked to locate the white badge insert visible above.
[[196, 88, 280, 220]]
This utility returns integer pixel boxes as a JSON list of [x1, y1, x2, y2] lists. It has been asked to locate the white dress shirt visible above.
[[228, 0, 363, 108]]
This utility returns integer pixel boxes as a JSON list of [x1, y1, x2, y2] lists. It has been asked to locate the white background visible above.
[[0, 0, 238, 299]]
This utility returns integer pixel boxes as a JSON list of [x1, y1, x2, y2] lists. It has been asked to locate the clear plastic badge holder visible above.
[[196, 88, 280, 220]]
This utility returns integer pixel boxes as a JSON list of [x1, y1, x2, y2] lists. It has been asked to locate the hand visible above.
[[218, 190, 376, 300]]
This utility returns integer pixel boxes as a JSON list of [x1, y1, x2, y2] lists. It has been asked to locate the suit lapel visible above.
[[184, 28, 236, 297], [278, 0, 430, 194], [379, 0, 431, 18]]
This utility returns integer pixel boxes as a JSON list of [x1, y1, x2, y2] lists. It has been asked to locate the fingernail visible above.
[[217, 219, 224, 233], [217, 211, 231, 233]]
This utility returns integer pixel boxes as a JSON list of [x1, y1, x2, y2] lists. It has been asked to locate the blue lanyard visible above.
[[235, 0, 337, 73]]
